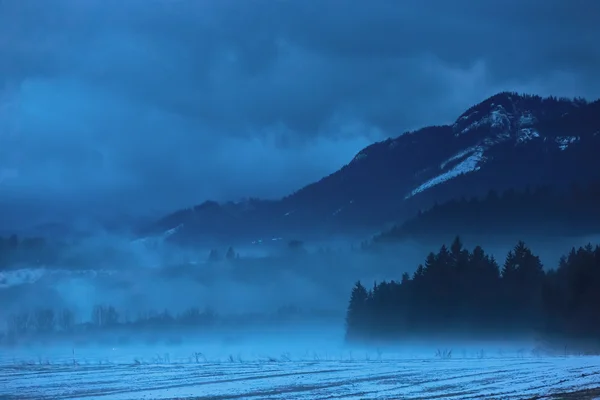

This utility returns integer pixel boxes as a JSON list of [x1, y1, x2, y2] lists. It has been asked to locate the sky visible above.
[[1, 0, 599, 228]]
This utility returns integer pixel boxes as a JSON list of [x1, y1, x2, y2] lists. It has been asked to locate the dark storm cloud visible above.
[[0, 0, 599, 226]]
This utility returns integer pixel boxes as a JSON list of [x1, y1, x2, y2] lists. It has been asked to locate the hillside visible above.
[[147, 92, 600, 244], [375, 183, 600, 243]]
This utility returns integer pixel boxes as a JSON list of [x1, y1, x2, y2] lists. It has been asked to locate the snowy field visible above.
[[1, 341, 600, 399]]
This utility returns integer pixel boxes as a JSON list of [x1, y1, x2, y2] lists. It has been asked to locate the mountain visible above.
[[147, 92, 600, 244]]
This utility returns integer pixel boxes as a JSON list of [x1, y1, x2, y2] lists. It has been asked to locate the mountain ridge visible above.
[[147, 92, 600, 244]]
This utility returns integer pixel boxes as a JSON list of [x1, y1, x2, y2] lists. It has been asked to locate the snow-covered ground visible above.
[[1, 343, 600, 399]]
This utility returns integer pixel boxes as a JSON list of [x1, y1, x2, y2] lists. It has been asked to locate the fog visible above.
[[0, 232, 402, 320], [1, 229, 597, 335], [0, 330, 548, 362]]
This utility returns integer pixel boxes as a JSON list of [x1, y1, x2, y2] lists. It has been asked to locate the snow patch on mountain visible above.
[[456, 104, 511, 135], [517, 128, 540, 144], [163, 224, 183, 238], [406, 147, 484, 198], [519, 112, 536, 126], [555, 136, 580, 150], [457, 111, 477, 122], [132, 224, 183, 248], [440, 146, 480, 169]]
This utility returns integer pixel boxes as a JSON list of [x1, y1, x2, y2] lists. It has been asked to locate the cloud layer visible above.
[[1, 0, 599, 227]]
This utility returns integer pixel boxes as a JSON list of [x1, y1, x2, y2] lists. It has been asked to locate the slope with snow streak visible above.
[[407, 146, 485, 198], [2, 355, 600, 399]]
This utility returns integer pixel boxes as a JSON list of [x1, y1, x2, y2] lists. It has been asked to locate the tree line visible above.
[[1, 304, 335, 343], [346, 237, 600, 343], [376, 183, 600, 241]]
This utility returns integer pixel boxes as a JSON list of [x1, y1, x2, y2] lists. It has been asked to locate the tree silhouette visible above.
[[345, 281, 369, 341], [226, 246, 237, 260], [345, 237, 600, 344]]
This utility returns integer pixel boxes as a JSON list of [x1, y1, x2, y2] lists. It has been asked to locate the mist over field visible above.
[[1, 230, 597, 335]]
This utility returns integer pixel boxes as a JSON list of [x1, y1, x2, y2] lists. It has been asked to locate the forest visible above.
[[377, 183, 600, 240], [346, 237, 600, 345]]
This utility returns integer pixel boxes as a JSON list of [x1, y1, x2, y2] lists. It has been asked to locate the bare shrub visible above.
[[435, 349, 452, 359]]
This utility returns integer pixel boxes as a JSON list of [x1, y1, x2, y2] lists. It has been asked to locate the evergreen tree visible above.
[[345, 281, 369, 341], [225, 246, 236, 260]]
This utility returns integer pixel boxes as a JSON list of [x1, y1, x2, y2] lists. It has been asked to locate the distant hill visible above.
[[146, 92, 600, 244]]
